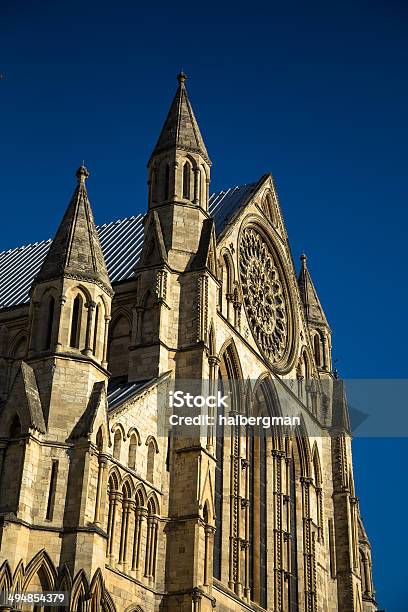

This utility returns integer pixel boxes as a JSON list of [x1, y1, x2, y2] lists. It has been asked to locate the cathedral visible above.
[[0, 73, 379, 612]]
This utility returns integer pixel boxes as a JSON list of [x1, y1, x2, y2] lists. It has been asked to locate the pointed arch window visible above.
[[45, 460, 58, 520], [183, 162, 191, 199], [128, 434, 138, 470], [146, 439, 157, 483], [314, 333, 321, 367], [45, 296, 55, 350], [70, 295, 82, 348], [113, 430, 121, 460]]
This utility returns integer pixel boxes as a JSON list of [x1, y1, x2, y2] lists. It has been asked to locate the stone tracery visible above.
[[239, 227, 288, 364]]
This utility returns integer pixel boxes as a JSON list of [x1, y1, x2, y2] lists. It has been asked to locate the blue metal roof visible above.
[[107, 377, 152, 411], [0, 181, 258, 309]]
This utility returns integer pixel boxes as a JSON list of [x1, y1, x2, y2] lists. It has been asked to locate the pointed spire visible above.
[[33, 166, 112, 294], [298, 254, 329, 327], [149, 73, 210, 164]]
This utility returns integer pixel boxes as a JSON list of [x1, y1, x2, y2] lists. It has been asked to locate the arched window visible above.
[[113, 430, 121, 460], [183, 162, 191, 199], [70, 295, 82, 348], [45, 295, 55, 350], [128, 434, 137, 470], [92, 303, 100, 356], [164, 163, 170, 201], [314, 333, 321, 367], [146, 439, 156, 482], [213, 345, 239, 583]]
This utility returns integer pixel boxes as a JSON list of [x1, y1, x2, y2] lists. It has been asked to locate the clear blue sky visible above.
[[1, 0, 407, 608]]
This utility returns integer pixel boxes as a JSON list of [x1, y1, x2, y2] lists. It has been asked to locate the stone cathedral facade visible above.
[[0, 74, 379, 612]]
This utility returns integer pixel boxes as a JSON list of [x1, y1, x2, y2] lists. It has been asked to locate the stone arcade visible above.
[[0, 74, 378, 611]]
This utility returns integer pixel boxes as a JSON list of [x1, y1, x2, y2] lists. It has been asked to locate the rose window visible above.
[[239, 227, 288, 363]]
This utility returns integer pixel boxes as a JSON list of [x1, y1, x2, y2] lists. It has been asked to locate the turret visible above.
[[298, 254, 332, 375], [148, 71, 211, 213], [26, 166, 113, 431]]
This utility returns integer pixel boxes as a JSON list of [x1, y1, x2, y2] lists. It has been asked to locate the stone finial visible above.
[[300, 253, 307, 266], [76, 165, 90, 184], [177, 71, 187, 85]]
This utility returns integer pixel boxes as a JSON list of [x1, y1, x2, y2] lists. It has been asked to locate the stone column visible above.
[[322, 335, 327, 370], [206, 356, 219, 454], [132, 506, 147, 579], [83, 301, 96, 356], [107, 491, 122, 562], [121, 500, 134, 570], [350, 496, 359, 570], [93, 455, 107, 526], [242, 455, 250, 601], [102, 315, 111, 368], [145, 515, 158, 581], [272, 449, 285, 612], [119, 499, 132, 567], [363, 555, 371, 596], [301, 476, 316, 612], [203, 524, 215, 587], [193, 168, 199, 205], [226, 293, 233, 321]]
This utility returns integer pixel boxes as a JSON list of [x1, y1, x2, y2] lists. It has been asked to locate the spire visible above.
[[149, 72, 210, 164], [298, 254, 329, 328], [33, 166, 112, 294]]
